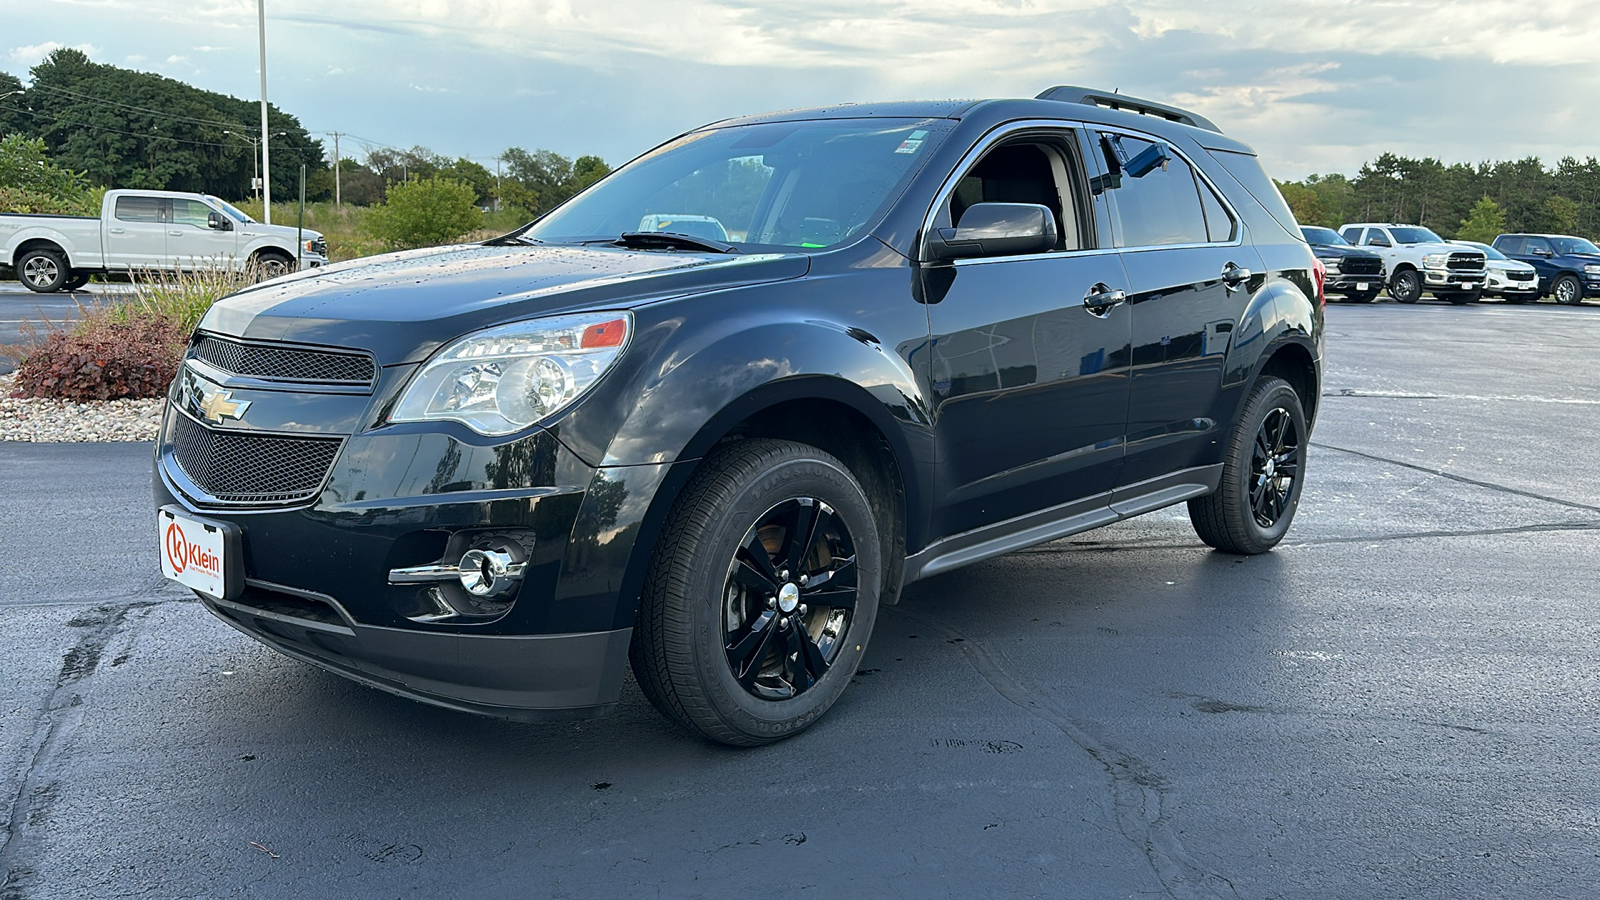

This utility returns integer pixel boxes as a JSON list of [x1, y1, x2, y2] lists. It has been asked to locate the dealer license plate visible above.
[[159, 507, 230, 598], [1461, 282, 1477, 289]]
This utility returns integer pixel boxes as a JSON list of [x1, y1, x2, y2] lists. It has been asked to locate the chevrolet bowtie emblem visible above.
[[198, 385, 250, 424]]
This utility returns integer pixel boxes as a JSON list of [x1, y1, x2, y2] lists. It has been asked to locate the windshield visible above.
[[1461, 241, 1508, 261], [206, 196, 254, 223], [1551, 236, 1600, 255], [1391, 226, 1443, 244], [522, 118, 951, 252], [1301, 226, 1347, 246]]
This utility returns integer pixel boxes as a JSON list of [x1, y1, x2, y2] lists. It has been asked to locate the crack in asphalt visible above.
[[893, 606, 1240, 900], [1310, 442, 1600, 514], [0, 602, 156, 900]]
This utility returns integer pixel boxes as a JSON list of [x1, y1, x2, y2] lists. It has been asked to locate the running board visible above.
[[902, 465, 1221, 585]]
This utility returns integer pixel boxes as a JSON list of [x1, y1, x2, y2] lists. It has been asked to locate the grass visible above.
[[232, 199, 533, 262]]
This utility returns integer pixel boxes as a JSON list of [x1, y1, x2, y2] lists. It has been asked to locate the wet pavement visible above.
[[1, 301, 1598, 898]]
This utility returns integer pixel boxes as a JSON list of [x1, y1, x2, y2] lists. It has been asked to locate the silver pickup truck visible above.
[[1, 189, 327, 292]]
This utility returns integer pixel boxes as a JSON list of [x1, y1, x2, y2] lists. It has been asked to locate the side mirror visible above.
[[208, 212, 232, 231], [1531, 246, 1553, 257], [925, 203, 1057, 262]]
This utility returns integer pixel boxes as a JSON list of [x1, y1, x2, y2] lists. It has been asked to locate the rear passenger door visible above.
[[924, 125, 1133, 539], [1087, 129, 1261, 491], [104, 195, 169, 270]]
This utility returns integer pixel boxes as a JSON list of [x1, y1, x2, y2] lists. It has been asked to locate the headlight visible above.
[[1585, 264, 1600, 276], [390, 311, 632, 436], [1422, 254, 1446, 267], [303, 240, 318, 253], [1323, 260, 1341, 274]]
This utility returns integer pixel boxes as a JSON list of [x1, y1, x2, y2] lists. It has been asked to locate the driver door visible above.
[[924, 127, 1132, 540]]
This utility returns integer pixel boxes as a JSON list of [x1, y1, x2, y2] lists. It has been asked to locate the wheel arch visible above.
[[1256, 340, 1320, 427], [12, 237, 72, 270], [614, 380, 920, 625]]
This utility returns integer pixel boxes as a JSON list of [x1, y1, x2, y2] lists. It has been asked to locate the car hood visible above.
[[1310, 244, 1382, 260], [242, 221, 324, 241], [1556, 252, 1600, 264], [200, 242, 811, 365]]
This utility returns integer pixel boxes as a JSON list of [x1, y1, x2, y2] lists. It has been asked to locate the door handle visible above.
[[108, 228, 125, 234], [1221, 262, 1252, 290], [1083, 283, 1127, 316], [169, 231, 183, 237]]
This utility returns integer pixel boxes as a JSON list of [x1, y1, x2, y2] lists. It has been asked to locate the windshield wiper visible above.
[[614, 232, 739, 254]]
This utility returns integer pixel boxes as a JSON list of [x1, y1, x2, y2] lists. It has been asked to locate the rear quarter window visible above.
[[1205, 149, 1300, 236]]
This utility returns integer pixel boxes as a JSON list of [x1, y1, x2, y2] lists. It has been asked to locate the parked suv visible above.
[[1339, 223, 1487, 304], [1301, 226, 1385, 302], [1453, 240, 1539, 304], [1491, 233, 1600, 305], [154, 86, 1323, 745]]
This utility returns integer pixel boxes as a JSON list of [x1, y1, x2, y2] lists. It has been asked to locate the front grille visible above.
[[1508, 270, 1536, 282], [1341, 256, 1383, 276], [310, 237, 328, 257], [171, 413, 341, 504], [1447, 252, 1487, 272], [193, 335, 375, 386]]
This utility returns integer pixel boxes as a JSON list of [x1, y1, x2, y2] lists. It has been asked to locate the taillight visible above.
[[1311, 257, 1326, 307]]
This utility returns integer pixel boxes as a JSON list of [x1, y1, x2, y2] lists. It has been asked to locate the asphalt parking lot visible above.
[[0, 281, 133, 374], [2, 300, 1599, 899]]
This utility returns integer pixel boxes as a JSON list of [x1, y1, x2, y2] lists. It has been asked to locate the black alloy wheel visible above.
[[631, 439, 881, 746], [18, 249, 68, 293], [1189, 376, 1308, 554], [1553, 274, 1583, 306], [722, 498, 858, 701], [1390, 269, 1421, 304]]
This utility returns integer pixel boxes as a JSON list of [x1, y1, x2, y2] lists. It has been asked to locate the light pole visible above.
[[257, 0, 272, 224], [224, 130, 286, 204]]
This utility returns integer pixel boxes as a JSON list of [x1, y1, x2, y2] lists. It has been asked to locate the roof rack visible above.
[[1035, 86, 1221, 134]]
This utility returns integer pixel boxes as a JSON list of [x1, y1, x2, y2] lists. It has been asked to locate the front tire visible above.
[[18, 249, 68, 293], [1553, 274, 1583, 305], [1189, 376, 1308, 555], [251, 250, 295, 281], [630, 439, 881, 746], [1347, 287, 1379, 303], [1390, 269, 1421, 304]]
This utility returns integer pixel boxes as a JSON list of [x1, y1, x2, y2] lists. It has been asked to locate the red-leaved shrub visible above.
[[11, 309, 189, 401]]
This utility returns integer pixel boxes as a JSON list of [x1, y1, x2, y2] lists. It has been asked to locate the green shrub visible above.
[[111, 267, 258, 333], [0, 135, 101, 215], [363, 176, 484, 250]]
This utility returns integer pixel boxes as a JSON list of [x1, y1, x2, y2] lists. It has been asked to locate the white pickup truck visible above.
[[1337, 222, 1488, 304], [1, 189, 328, 292]]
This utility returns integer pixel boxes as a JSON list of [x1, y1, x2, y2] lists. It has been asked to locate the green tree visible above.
[[363, 175, 483, 249], [1455, 197, 1507, 244], [1542, 195, 1579, 234], [0, 134, 100, 214]]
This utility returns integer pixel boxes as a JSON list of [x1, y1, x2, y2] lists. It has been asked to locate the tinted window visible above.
[[171, 199, 215, 228], [1206, 148, 1299, 235], [1365, 231, 1391, 248], [1099, 134, 1208, 247], [1525, 237, 1553, 255], [950, 137, 1086, 251], [1551, 236, 1600, 255], [1197, 175, 1235, 242], [114, 196, 164, 223], [1495, 236, 1525, 254], [1390, 226, 1442, 244], [1340, 227, 1363, 243]]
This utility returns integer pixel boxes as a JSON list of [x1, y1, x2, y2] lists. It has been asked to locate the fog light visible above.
[[458, 548, 524, 598]]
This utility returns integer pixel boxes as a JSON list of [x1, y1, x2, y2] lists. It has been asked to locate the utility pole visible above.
[[495, 155, 502, 212], [257, 0, 272, 224], [330, 131, 342, 207]]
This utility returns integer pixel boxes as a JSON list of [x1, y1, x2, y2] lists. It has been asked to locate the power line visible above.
[[1, 104, 246, 149], [24, 82, 253, 131]]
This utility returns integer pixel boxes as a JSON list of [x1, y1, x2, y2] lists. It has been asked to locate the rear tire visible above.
[[18, 249, 68, 293], [63, 272, 91, 292], [630, 439, 881, 746], [1390, 269, 1421, 304], [1189, 376, 1308, 555]]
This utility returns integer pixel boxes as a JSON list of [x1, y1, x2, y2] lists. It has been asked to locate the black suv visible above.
[[1300, 226, 1385, 302], [155, 86, 1323, 745]]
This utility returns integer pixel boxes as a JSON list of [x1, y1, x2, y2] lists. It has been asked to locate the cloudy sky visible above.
[[5, 0, 1599, 180]]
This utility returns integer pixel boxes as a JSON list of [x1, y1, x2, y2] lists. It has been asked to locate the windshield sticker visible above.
[[894, 130, 929, 155]]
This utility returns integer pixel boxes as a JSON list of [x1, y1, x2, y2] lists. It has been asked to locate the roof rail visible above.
[[1035, 86, 1221, 134]]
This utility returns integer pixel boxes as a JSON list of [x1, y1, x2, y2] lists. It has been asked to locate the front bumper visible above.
[[1422, 267, 1486, 291], [155, 401, 674, 720], [1485, 272, 1540, 297]]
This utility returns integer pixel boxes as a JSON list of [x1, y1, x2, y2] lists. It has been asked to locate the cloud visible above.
[[9, 40, 99, 68]]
